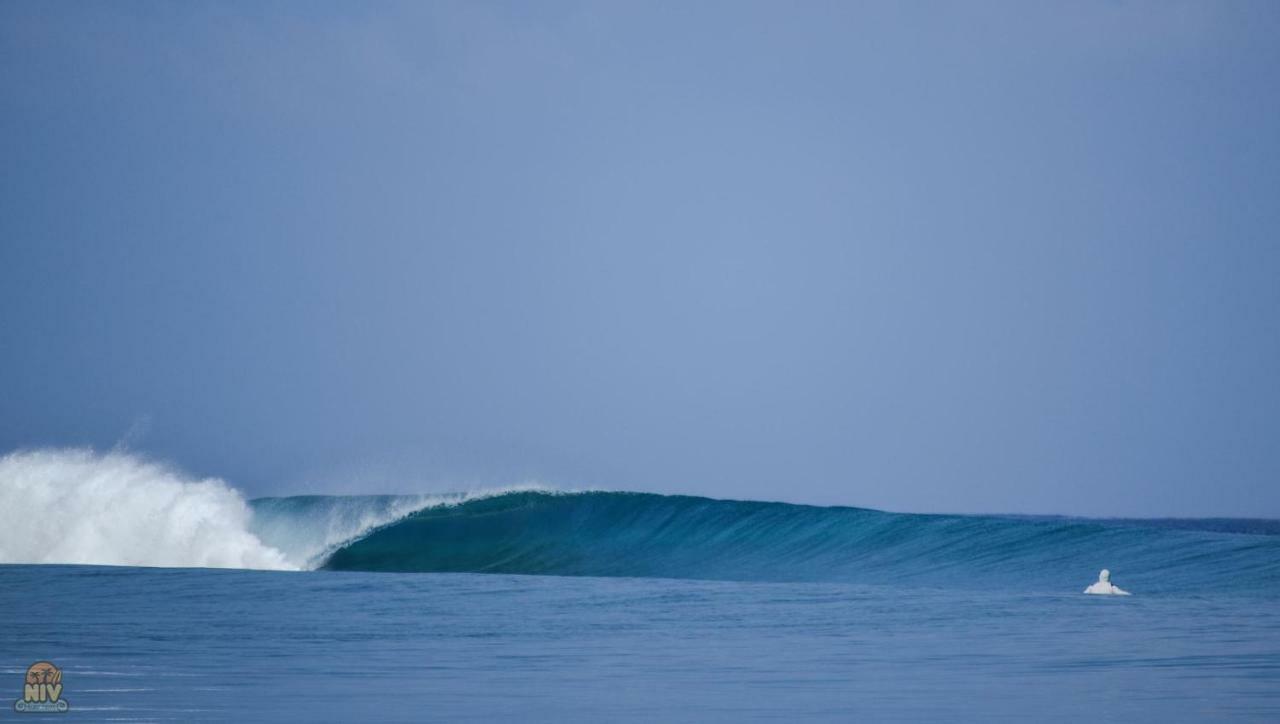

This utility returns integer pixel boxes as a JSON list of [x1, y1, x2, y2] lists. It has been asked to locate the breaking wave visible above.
[[0, 448, 541, 572], [248, 485, 550, 569], [3, 448, 1278, 595], [0, 448, 295, 570]]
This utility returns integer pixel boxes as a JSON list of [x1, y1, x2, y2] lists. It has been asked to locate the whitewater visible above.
[[0, 448, 295, 570]]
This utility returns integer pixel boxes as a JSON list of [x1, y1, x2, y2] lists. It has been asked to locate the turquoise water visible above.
[[306, 491, 1280, 595], [2, 491, 1279, 721]]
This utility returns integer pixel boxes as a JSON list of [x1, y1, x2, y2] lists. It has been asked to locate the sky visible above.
[[2, 1, 1278, 517]]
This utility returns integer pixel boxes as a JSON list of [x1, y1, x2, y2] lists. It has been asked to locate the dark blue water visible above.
[[1, 563, 1278, 722], [3, 490, 1279, 721]]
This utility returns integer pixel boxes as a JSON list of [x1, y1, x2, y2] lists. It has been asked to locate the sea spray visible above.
[[0, 448, 294, 570]]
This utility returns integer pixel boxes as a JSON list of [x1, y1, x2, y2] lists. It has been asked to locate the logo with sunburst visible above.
[[14, 661, 69, 713]]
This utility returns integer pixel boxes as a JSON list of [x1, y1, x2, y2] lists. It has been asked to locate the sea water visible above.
[[1, 565, 1278, 722], [1, 451, 1278, 721]]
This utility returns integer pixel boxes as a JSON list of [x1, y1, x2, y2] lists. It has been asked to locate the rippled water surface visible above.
[[2, 564, 1277, 722]]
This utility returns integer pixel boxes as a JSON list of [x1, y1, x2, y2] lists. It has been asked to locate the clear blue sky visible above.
[[3, 1, 1278, 516]]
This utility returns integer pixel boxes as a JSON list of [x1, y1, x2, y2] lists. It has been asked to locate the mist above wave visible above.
[[0, 448, 296, 570]]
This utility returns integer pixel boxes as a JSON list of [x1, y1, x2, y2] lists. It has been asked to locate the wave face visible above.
[[0, 449, 295, 570], [249, 492, 528, 569], [322, 490, 1280, 595]]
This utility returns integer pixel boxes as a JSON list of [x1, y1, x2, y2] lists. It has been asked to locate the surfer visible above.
[[1083, 569, 1130, 595]]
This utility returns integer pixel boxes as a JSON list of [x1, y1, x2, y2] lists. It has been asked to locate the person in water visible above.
[[1084, 569, 1130, 595]]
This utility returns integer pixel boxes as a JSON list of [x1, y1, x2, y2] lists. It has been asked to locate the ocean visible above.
[[2, 453, 1279, 721]]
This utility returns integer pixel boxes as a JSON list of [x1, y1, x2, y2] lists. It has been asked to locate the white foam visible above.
[[0, 448, 295, 570], [1083, 568, 1132, 595]]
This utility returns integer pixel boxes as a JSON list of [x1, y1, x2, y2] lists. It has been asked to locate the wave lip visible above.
[[321, 490, 1280, 595], [248, 484, 555, 569], [0, 448, 294, 571]]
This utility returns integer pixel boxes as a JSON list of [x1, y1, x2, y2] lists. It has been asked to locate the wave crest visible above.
[[249, 484, 554, 569]]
